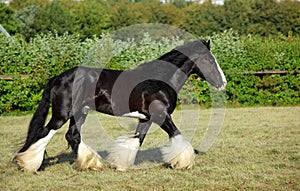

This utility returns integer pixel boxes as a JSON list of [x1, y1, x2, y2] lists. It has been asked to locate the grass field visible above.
[[0, 107, 299, 191]]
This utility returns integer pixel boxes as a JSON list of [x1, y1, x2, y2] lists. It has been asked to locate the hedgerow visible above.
[[0, 30, 299, 114], [0, 32, 95, 113]]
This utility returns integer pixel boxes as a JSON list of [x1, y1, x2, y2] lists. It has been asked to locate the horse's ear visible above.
[[207, 40, 211, 50]]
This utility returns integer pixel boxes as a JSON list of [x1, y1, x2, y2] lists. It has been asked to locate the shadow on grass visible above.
[[39, 152, 76, 171], [39, 147, 205, 171], [40, 148, 165, 171]]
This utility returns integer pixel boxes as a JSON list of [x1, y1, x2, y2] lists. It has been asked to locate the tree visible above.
[[222, 0, 300, 36], [0, 2, 19, 35], [182, 2, 223, 36], [14, 5, 40, 41], [33, 0, 75, 36], [10, 0, 50, 10], [110, 2, 138, 30], [275, 0, 300, 36], [72, 0, 112, 38]]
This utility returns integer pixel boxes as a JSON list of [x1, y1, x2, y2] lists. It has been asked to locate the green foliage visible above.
[[5, 0, 300, 40], [71, 0, 112, 39], [1, 0, 299, 114], [9, 0, 51, 9], [182, 2, 224, 36], [0, 2, 19, 35], [110, 2, 183, 31], [221, 0, 300, 36], [242, 34, 300, 71], [33, 1, 75, 36], [182, 0, 300, 37], [14, 5, 40, 41], [0, 32, 94, 113], [106, 33, 184, 69]]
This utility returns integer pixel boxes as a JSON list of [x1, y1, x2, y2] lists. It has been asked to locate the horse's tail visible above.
[[19, 77, 56, 152]]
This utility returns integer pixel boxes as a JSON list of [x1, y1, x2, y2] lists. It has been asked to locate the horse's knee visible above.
[[148, 100, 167, 126], [65, 127, 81, 152]]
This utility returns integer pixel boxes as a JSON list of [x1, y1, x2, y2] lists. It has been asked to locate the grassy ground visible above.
[[0, 107, 299, 191]]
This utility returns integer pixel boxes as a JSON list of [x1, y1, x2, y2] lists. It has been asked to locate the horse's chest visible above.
[[94, 89, 114, 114]]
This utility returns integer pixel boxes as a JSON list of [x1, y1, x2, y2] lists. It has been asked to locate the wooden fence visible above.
[[0, 74, 30, 80]]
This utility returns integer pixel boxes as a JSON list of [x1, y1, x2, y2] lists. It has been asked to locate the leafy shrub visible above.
[[0, 2, 19, 35], [0, 32, 94, 113]]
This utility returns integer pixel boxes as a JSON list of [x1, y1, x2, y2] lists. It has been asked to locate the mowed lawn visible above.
[[0, 107, 299, 191]]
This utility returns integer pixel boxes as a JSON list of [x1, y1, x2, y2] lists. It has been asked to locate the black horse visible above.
[[14, 40, 226, 172]]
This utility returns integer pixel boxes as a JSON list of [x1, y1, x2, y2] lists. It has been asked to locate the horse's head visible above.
[[185, 40, 227, 90]]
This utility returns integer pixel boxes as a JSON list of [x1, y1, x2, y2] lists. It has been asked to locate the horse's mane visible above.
[[156, 40, 210, 67]]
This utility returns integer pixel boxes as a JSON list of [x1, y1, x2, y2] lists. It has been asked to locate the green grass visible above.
[[0, 107, 299, 191]]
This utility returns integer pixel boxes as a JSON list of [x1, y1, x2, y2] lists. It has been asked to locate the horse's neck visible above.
[[159, 49, 195, 76], [169, 61, 195, 93], [159, 51, 195, 92], [134, 50, 195, 92]]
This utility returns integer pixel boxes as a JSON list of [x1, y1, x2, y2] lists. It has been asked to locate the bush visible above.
[[0, 2, 19, 35], [0, 32, 94, 113]]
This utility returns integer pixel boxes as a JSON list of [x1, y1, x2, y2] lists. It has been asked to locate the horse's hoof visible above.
[[13, 151, 44, 173], [161, 135, 195, 170], [14, 130, 58, 173], [168, 145, 195, 170], [73, 141, 103, 171], [106, 134, 140, 171]]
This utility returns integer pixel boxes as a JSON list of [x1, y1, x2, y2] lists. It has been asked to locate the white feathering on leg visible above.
[[73, 141, 103, 171], [14, 130, 57, 173], [106, 134, 140, 171], [160, 134, 195, 169]]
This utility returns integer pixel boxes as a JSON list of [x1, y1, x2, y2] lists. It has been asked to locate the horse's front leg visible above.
[[160, 115, 195, 170], [66, 114, 103, 171], [106, 120, 151, 171], [135, 119, 152, 146]]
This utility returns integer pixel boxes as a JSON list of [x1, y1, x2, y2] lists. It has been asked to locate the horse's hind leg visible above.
[[106, 119, 151, 171], [66, 113, 103, 171], [14, 115, 68, 173], [65, 117, 81, 153]]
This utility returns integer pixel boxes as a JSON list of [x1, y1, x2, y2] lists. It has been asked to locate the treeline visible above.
[[1, 0, 299, 41]]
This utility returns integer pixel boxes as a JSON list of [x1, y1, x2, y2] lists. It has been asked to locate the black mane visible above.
[[158, 40, 210, 66]]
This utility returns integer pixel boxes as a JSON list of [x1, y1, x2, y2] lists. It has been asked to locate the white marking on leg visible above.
[[74, 141, 103, 171], [122, 111, 147, 120], [82, 106, 90, 115], [14, 130, 57, 173], [106, 134, 140, 171], [160, 134, 195, 169]]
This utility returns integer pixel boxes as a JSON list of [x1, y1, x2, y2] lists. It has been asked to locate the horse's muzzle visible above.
[[216, 81, 227, 91]]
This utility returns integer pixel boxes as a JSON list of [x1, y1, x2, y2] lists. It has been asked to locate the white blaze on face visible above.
[[212, 54, 227, 86]]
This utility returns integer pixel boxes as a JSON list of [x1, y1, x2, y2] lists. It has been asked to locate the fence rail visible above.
[[243, 70, 300, 75], [0, 74, 30, 80]]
